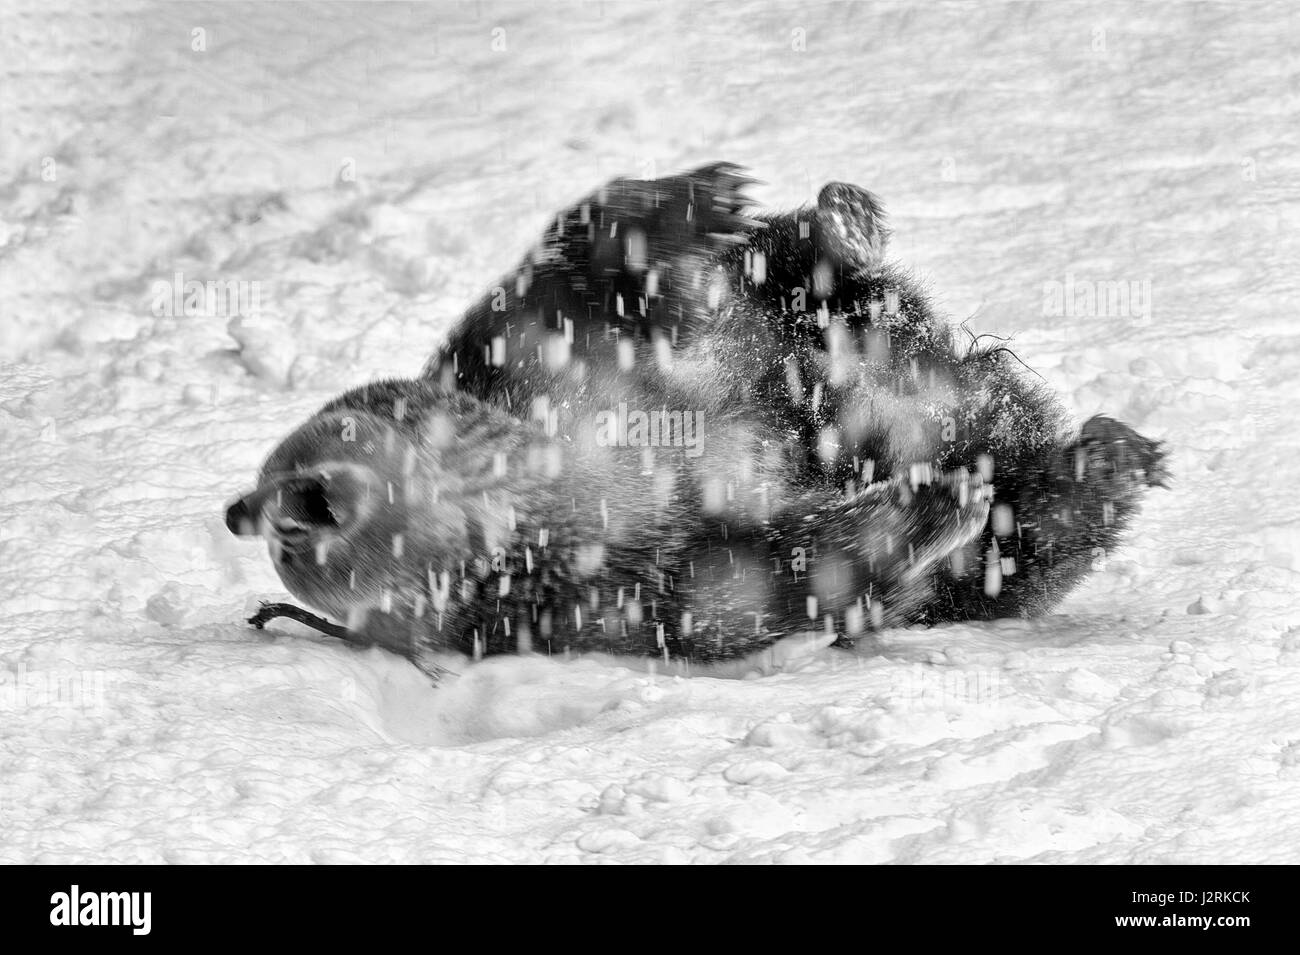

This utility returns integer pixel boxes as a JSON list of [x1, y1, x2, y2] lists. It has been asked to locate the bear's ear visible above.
[[816, 182, 890, 272]]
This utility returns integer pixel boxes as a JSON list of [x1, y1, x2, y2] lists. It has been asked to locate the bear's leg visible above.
[[765, 467, 992, 639], [429, 163, 760, 396], [573, 162, 762, 293], [936, 415, 1168, 619]]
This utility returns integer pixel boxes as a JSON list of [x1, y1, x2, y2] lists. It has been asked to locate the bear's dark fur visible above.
[[227, 165, 1166, 676]]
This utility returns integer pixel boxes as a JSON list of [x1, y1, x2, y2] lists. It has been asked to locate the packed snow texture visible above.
[[2, 0, 1298, 863]]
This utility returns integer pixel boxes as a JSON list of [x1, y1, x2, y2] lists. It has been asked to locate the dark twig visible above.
[[246, 601, 457, 682], [248, 601, 351, 640]]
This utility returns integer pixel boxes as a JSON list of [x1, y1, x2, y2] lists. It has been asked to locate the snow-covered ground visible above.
[[2, 0, 1298, 863]]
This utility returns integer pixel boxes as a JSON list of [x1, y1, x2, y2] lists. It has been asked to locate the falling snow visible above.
[[2, 1, 1298, 863]]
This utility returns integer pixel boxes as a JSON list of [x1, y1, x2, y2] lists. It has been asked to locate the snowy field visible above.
[[2, 0, 1298, 864]]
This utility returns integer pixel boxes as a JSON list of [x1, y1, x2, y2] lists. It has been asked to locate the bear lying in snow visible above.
[[226, 164, 1167, 678]]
